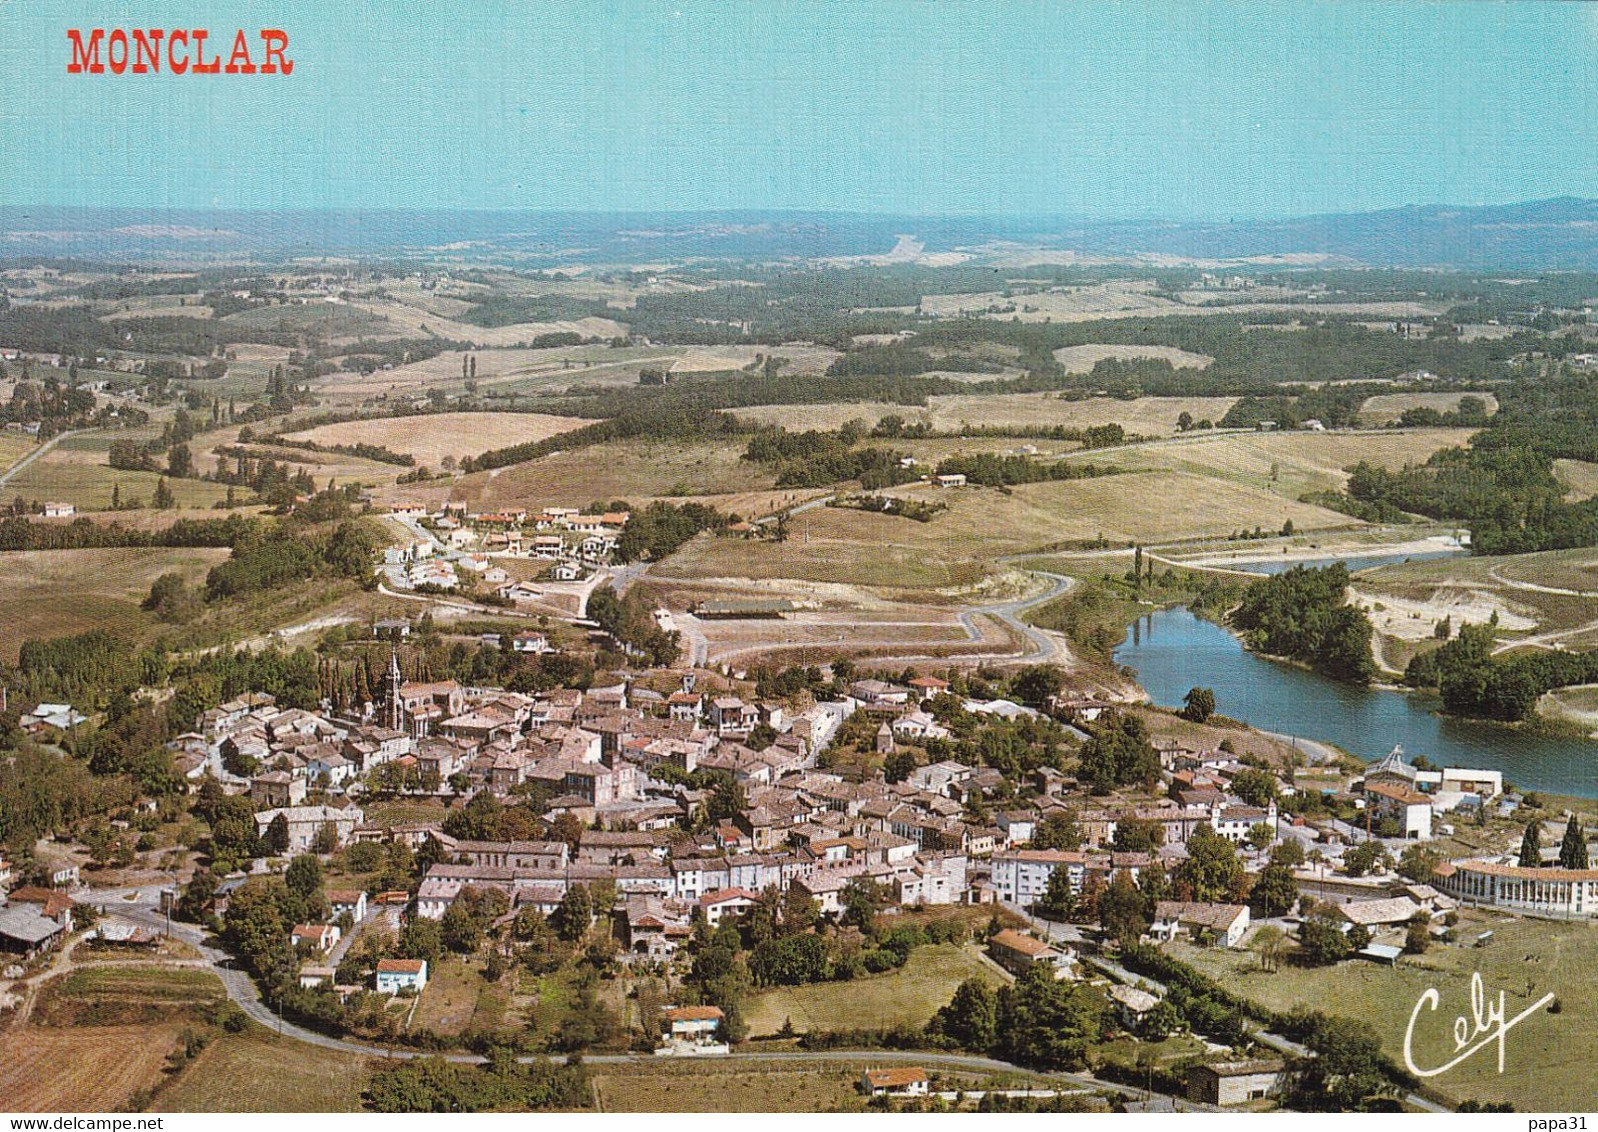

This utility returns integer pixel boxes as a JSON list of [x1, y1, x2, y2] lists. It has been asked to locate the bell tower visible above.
[[386, 650, 404, 732]]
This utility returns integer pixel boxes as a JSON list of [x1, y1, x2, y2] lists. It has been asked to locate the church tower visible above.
[[386, 650, 405, 732]]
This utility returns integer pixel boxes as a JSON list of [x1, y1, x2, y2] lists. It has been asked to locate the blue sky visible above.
[[3, 0, 1597, 218]]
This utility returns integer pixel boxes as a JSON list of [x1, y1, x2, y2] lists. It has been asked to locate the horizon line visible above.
[[1, 195, 1593, 227]]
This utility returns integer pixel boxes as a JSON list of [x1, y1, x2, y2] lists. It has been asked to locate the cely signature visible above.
[[1404, 971, 1556, 1077]]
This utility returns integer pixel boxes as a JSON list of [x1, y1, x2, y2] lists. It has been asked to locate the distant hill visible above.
[[1063, 197, 1598, 269], [3, 198, 1598, 269]]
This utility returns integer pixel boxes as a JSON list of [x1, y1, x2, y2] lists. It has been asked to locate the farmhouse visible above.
[[861, 1067, 930, 1097], [659, 1005, 727, 1054], [988, 928, 1074, 978], [291, 923, 341, 953], [1187, 1059, 1286, 1107], [253, 804, 364, 852], [0, 888, 74, 958], [375, 958, 428, 993], [327, 889, 368, 921], [1150, 901, 1250, 949], [698, 887, 757, 927]]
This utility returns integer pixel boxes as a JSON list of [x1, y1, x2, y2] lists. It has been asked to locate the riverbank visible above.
[[1115, 605, 1598, 797], [1170, 532, 1466, 571]]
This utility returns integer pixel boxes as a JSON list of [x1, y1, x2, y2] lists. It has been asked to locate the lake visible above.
[[1114, 605, 1598, 798], [1221, 549, 1465, 576]]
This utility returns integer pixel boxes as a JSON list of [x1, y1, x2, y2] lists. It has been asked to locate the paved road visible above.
[[959, 569, 1076, 665], [697, 570, 1077, 669], [0, 427, 93, 488]]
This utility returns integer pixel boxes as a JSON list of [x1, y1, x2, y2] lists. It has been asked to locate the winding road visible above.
[[691, 569, 1077, 669], [74, 891, 1159, 1103]]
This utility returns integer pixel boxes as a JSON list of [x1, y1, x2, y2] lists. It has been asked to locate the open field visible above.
[[659, 473, 1355, 592], [100, 295, 215, 320], [1176, 909, 1597, 1111], [337, 293, 628, 347], [410, 956, 511, 1036], [731, 393, 1240, 436], [673, 601, 1023, 667], [0, 547, 231, 661], [1555, 459, 1598, 502], [311, 345, 681, 401], [0, 431, 38, 471], [0, 1024, 181, 1112], [1356, 391, 1499, 426], [744, 942, 1005, 1036], [932, 393, 1238, 435], [667, 344, 841, 374], [914, 280, 1450, 324], [6, 436, 233, 511], [225, 442, 412, 487], [1051, 343, 1213, 372], [1538, 684, 1598, 735], [154, 1027, 377, 1112], [52, 964, 225, 1004], [1075, 427, 1478, 500], [282, 411, 597, 468], [592, 1060, 864, 1112], [432, 439, 775, 511], [221, 300, 401, 338]]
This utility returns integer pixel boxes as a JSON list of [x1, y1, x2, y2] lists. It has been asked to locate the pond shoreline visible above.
[[1114, 604, 1598, 798]]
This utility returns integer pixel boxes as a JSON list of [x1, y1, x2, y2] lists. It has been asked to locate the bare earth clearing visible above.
[[732, 393, 1240, 435], [282, 411, 596, 467], [1356, 390, 1499, 425], [1051, 343, 1213, 372]]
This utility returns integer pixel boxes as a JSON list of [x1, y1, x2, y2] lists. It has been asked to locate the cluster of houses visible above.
[[171, 661, 1527, 976], [382, 502, 632, 591], [0, 877, 76, 960]]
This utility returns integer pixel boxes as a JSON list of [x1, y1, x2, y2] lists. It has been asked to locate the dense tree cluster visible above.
[[366, 1054, 590, 1112], [615, 501, 728, 562], [931, 452, 1118, 487], [1405, 623, 1598, 721], [1230, 564, 1376, 683], [1075, 713, 1160, 794]]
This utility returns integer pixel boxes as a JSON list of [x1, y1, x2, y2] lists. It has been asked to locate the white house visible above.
[[512, 631, 550, 654], [697, 887, 757, 927], [327, 889, 368, 922], [659, 1005, 727, 1055], [862, 1068, 930, 1097], [290, 923, 341, 953], [1150, 901, 1251, 949], [375, 958, 428, 993], [1364, 781, 1433, 840]]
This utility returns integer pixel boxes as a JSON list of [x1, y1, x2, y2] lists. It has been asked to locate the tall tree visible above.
[[1518, 821, 1543, 868], [1098, 870, 1152, 947], [1181, 686, 1216, 723], [1032, 866, 1075, 922], [1560, 814, 1589, 870], [932, 978, 997, 1051], [1176, 825, 1244, 903]]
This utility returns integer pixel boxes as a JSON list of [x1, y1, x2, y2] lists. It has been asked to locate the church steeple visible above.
[[386, 649, 404, 732]]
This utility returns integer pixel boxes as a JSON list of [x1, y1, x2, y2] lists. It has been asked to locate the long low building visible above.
[[1436, 858, 1598, 917]]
